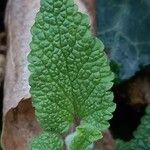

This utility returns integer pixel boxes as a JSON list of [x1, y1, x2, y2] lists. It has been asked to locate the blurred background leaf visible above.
[[96, 0, 150, 81]]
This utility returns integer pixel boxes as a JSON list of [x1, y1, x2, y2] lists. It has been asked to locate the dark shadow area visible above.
[[109, 66, 150, 141], [0, 0, 7, 131], [0, 0, 7, 31], [109, 100, 146, 141]]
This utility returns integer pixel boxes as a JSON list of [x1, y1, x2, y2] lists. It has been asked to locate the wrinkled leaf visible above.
[[30, 132, 63, 150], [29, 0, 115, 149]]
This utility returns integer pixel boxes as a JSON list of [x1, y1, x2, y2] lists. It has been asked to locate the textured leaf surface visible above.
[[29, 132, 63, 150], [29, 0, 115, 149], [116, 105, 150, 150], [96, 0, 150, 80]]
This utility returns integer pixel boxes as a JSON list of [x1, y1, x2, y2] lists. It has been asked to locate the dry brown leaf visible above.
[[127, 68, 150, 105], [2, 99, 42, 150], [2, 0, 40, 149], [1, 0, 91, 149], [2, 0, 113, 149]]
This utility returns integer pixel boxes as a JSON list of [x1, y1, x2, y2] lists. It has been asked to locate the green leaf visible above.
[[115, 140, 133, 150], [69, 124, 102, 150], [96, 0, 150, 81], [29, 132, 63, 150], [131, 105, 150, 150], [29, 0, 115, 149]]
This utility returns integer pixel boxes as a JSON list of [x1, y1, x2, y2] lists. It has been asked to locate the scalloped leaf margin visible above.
[[28, 0, 116, 149]]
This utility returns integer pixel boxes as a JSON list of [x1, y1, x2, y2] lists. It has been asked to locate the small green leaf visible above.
[[29, 0, 115, 149], [69, 124, 102, 150], [29, 132, 63, 150]]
